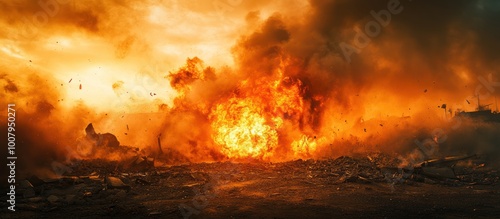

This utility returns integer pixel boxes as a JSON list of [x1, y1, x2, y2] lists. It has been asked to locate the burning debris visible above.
[[71, 124, 158, 173], [85, 123, 120, 148]]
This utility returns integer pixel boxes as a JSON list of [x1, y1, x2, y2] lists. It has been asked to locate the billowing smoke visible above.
[[0, 70, 96, 183], [161, 0, 500, 160]]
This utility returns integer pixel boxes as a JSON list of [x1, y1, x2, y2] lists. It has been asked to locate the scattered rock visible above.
[[149, 211, 162, 216], [106, 176, 131, 190], [83, 191, 93, 197], [135, 178, 151, 185], [124, 155, 154, 171], [47, 195, 59, 204]]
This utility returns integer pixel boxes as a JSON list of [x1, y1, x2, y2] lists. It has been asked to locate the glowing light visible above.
[[209, 62, 306, 159]]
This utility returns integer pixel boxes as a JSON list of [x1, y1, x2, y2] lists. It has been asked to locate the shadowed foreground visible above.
[[2, 156, 499, 219]]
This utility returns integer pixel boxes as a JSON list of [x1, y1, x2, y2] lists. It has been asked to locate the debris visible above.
[[135, 178, 151, 185], [79, 84, 82, 89], [367, 155, 374, 162], [157, 134, 164, 155], [106, 176, 131, 190], [421, 166, 456, 179], [85, 123, 120, 148], [124, 155, 154, 171], [18, 153, 497, 218], [149, 211, 162, 216], [473, 190, 490, 194], [47, 195, 59, 204], [183, 182, 204, 187], [416, 155, 477, 168], [337, 175, 358, 183], [357, 176, 373, 184]]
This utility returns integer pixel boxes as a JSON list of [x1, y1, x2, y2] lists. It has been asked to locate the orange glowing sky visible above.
[[1, 0, 310, 113]]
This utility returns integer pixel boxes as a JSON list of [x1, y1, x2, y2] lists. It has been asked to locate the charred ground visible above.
[[2, 154, 499, 219]]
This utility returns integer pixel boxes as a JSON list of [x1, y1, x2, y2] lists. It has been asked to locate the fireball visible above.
[[209, 73, 306, 159]]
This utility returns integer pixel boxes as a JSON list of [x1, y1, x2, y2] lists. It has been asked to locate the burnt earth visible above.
[[2, 156, 500, 219]]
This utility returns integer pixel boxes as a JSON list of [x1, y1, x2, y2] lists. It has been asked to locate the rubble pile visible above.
[[4, 153, 498, 217]]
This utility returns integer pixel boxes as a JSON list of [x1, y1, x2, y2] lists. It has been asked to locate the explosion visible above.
[[211, 96, 279, 159], [209, 64, 306, 159]]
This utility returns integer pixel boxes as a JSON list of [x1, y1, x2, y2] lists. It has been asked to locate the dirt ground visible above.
[[2, 157, 500, 219]]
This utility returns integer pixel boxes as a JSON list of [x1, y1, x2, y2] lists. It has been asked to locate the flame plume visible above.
[[209, 63, 306, 159]]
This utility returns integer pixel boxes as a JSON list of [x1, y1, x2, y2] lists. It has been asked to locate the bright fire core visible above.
[[210, 73, 305, 159]]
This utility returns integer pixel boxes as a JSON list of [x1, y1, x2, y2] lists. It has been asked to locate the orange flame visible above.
[[209, 66, 307, 159]]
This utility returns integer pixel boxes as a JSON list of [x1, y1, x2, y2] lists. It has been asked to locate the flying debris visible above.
[[85, 123, 120, 148]]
